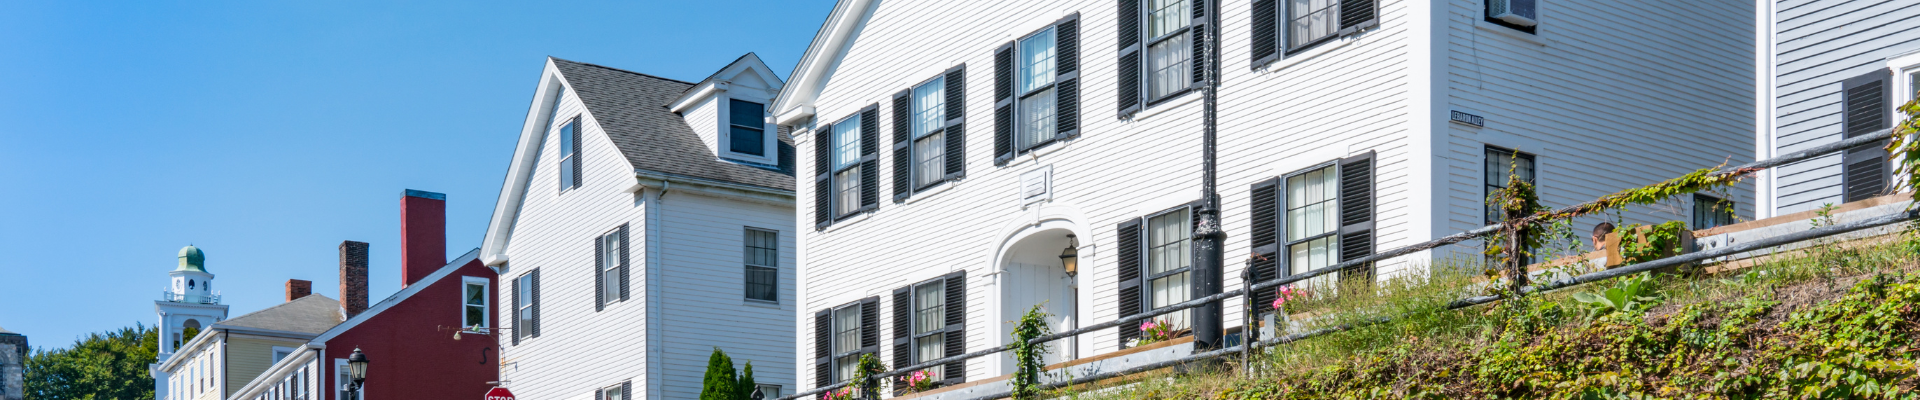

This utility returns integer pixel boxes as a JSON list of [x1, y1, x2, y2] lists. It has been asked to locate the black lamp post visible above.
[[346, 348, 368, 400]]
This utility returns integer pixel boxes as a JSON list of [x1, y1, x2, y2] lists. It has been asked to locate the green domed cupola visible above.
[[176, 245, 207, 272]]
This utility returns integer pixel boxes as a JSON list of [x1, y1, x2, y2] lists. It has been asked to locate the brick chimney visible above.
[[285, 279, 312, 302], [339, 241, 370, 318], [401, 189, 446, 288]]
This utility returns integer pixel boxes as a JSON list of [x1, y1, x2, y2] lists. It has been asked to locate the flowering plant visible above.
[[898, 369, 938, 393], [1133, 318, 1176, 347], [1270, 285, 1308, 314], [821, 386, 854, 400]]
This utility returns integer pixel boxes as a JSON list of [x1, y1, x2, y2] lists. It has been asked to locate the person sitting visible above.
[[1592, 222, 1615, 251]]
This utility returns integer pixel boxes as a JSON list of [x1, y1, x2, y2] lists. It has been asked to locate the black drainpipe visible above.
[[1190, 0, 1226, 351]]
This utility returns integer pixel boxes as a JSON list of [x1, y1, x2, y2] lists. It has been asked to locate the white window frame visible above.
[[598, 384, 625, 400], [720, 96, 778, 164], [272, 346, 295, 365], [598, 229, 624, 306], [910, 76, 948, 190], [557, 117, 580, 192], [1015, 26, 1059, 154], [462, 276, 490, 330], [333, 358, 363, 400], [830, 114, 865, 218], [909, 278, 946, 380], [515, 273, 534, 340], [831, 302, 864, 383], [1143, 206, 1192, 330], [754, 384, 781, 399], [1286, 0, 1341, 52], [1281, 163, 1341, 292], [743, 228, 779, 303], [1143, 0, 1192, 103]]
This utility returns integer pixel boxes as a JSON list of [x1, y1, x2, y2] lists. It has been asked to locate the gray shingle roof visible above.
[[215, 294, 342, 335], [550, 58, 796, 192]]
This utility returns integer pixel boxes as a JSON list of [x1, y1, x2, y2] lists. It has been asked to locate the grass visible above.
[[1047, 227, 1920, 399]]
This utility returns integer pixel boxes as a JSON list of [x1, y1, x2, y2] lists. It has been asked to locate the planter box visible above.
[[1603, 225, 1696, 272]]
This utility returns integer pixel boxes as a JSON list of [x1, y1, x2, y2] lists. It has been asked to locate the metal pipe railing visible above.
[[780, 131, 1901, 400]]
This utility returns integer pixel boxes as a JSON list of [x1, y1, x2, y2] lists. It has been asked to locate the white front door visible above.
[[1001, 262, 1076, 372]]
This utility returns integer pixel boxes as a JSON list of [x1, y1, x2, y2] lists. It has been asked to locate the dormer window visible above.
[[729, 99, 767, 157]]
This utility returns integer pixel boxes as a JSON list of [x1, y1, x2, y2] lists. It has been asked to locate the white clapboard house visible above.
[[771, 0, 1755, 395], [1755, 0, 1920, 216], [480, 54, 798, 400]]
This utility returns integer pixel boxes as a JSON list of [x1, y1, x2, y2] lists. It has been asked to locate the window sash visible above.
[[835, 168, 862, 216], [464, 282, 486, 328], [1288, 0, 1340, 50], [833, 116, 862, 169], [913, 283, 944, 335], [730, 100, 766, 157], [1146, 31, 1191, 102], [914, 133, 945, 188], [601, 232, 621, 303], [744, 229, 778, 267], [912, 78, 945, 139], [1017, 88, 1057, 151], [1482, 148, 1536, 224], [833, 305, 862, 356], [601, 385, 624, 400], [1018, 28, 1057, 96], [1285, 166, 1340, 241], [1146, 0, 1190, 41], [516, 274, 534, 338], [745, 266, 777, 301], [1144, 207, 1191, 329]]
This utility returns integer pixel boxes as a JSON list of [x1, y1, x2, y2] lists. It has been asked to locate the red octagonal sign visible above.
[[485, 387, 515, 400]]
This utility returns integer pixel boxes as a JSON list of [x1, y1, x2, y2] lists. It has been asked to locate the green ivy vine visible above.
[[1008, 305, 1053, 400]]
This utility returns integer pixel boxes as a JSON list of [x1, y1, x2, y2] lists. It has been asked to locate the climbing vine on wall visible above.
[[1008, 305, 1053, 400]]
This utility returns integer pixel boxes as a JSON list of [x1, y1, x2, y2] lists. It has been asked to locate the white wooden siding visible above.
[[685, 96, 722, 158], [496, 82, 650, 400], [1768, 0, 1920, 214], [656, 191, 798, 399]]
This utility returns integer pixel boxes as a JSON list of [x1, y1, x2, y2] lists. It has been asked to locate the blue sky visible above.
[[0, 0, 832, 347]]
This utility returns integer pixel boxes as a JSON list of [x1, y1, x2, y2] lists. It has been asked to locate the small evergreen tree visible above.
[[700, 348, 738, 400], [736, 361, 757, 399]]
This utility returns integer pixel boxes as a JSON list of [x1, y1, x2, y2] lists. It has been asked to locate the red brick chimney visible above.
[[339, 241, 370, 318], [285, 279, 312, 302], [401, 189, 447, 288]]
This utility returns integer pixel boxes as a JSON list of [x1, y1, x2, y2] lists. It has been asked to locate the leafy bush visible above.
[[1570, 272, 1660, 318]]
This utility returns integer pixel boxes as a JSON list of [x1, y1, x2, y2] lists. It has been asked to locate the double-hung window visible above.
[[912, 281, 946, 380], [1145, 207, 1191, 330], [832, 115, 864, 217], [557, 117, 580, 192], [462, 277, 488, 330], [729, 99, 767, 157], [1017, 28, 1058, 151], [912, 78, 947, 188], [515, 272, 535, 341], [597, 228, 624, 307], [743, 228, 778, 302], [833, 304, 863, 382], [1485, 146, 1537, 265], [1145, 0, 1191, 102], [598, 384, 625, 400], [1693, 194, 1734, 230], [1285, 165, 1341, 292]]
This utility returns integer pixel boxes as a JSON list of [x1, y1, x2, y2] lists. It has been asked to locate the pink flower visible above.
[[1272, 297, 1284, 310], [1140, 320, 1156, 331]]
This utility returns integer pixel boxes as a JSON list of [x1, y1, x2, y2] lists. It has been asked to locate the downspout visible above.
[[1190, 0, 1226, 351]]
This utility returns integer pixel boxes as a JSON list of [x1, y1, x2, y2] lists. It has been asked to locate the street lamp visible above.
[[346, 348, 369, 400], [1059, 234, 1079, 276]]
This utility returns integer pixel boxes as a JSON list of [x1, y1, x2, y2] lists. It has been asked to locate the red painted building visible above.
[[232, 190, 501, 400]]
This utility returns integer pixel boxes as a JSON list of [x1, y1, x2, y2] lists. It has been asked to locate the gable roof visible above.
[[311, 249, 482, 344], [772, 0, 877, 126], [550, 58, 796, 191], [213, 294, 342, 336]]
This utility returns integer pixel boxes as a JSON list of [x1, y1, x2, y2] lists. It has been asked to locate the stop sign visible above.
[[485, 387, 515, 400]]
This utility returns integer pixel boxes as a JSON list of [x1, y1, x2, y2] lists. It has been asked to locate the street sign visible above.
[[485, 387, 515, 400]]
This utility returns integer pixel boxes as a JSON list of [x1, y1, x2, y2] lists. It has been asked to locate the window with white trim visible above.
[[743, 228, 778, 302], [1017, 27, 1058, 151], [833, 303, 863, 382], [462, 277, 489, 329], [598, 229, 624, 305], [1289, 0, 1339, 49], [1145, 207, 1191, 330], [832, 115, 864, 217], [557, 117, 579, 192], [1145, 0, 1191, 102], [912, 280, 945, 380], [912, 77, 947, 188], [729, 99, 768, 157], [515, 273, 534, 340], [272, 346, 294, 364], [1693, 194, 1734, 230], [752, 385, 781, 400], [1285, 165, 1340, 292], [599, 384, 625, 400]]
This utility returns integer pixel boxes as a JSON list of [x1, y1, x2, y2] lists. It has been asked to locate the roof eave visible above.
[[771, 0, 876, 126]]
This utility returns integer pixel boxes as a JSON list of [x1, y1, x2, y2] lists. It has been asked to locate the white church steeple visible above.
[[153, 245, 228, 358]]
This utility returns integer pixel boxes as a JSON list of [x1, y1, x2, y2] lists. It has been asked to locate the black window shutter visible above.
[[1338, 0, 1378, 34], [594, 235, 606, 311], [1114, 218, 1143, 349], [1188, 0, 1208, 87], [1249, 178, 1279, 314], [621, 381, 631, 400], [1841, 68, 1892, 203], [892, 90, 914, 202], [595, 388, 603, 400], [944, 66, 967, 179], [942, 271, 966, 384], [530, 269, 541, 337], [993, 42, 1016, 166], [571, 116, 584, 188], [815, 124, 834, 230], [1338, 152, 1377, 285], [890, 286, 912, 384], [1117, 0, 1142, 118], [814, 309, 832, 390], [860, 297, 881, 354], [1055, 14, 1082, 139], [511, 274, 521, 345], [617, 224, 630, 302], [859, 106, 881, 212], [1250, 0, 1278, 68]]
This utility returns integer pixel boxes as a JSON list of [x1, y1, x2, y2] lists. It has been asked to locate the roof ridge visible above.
[[550, 56, 697, 86], [219, 294, 338, 325]]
